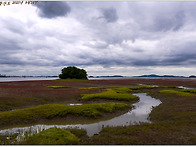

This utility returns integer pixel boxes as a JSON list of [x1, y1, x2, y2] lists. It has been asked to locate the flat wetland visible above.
[[0, 78, 196, 145]]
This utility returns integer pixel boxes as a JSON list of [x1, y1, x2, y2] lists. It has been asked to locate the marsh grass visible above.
[[81, 86, 157, 101], [0, 102, 128, 128], [20, 128, 80, 145], [159, 86, 176, 88], [81, 88, 138, 101], [0, 100, 23, 112], [159, 90, 195, 97], [80, 87, 105, 90], [46, 86, 71, 89], [1, 80, 196, 145], [0, 97, 47, 112], [82, 122, 196, 145], [67, 128, 88, 139], [113, 87, 132, 93], [181, 89, 196, 93], [78, 86, 196, 145]]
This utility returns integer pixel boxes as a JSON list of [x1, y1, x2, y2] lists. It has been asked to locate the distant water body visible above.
[[0, 77, 127, 82], [0, 77, 58, 82], [0, 76, 195, 82]]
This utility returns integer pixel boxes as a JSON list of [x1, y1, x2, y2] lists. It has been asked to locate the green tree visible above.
[[59, 66, 88, 79]]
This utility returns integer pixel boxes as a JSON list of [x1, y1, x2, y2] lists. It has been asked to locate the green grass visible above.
[[113, 87, 132, 93], [0, 100, 23, 112], [81, 88, 138, 101], [46, 86, 71, 89], [181, 89, 196, 94], [0, 102, 129, 128], [21, 128, 80, 145], [80, 87, 105, 90], [159, 90, 195, 97]]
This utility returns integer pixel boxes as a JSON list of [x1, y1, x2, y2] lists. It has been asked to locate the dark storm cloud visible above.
[[164, 55, 196, 65], [101, 8, 118, 23], [35, 1, 71, 18]]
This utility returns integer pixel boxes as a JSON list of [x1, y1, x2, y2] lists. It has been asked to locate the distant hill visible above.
[[189, 75, 196, 78], [0, 74, 6, 77], [89, 74, 192, 79], [134, 74, 185, 78]]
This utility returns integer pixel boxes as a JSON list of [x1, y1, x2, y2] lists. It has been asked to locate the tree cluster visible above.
[[59, 66, 87, 79]]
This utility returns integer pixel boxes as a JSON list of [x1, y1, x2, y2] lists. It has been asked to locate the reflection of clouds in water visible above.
[[0, 93, 162, 139], [178, 86, 192, 89]]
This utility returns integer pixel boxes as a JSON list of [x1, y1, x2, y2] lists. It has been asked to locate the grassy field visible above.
[[0, 78, 196, 145]]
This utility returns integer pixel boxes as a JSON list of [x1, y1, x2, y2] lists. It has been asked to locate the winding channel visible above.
[[0, 93, 162, 140]]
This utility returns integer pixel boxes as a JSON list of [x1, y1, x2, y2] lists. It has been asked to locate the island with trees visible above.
[[59, 66, 88, 80]]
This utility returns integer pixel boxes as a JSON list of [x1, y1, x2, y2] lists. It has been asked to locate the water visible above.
[[68, 104, 82, 106], [0, 93, 161, 140], [138, 83, 159, 87], [0, 77, 58, 82], [177, 86, 193, 89]]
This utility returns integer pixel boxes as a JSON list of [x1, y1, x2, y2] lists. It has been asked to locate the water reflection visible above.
[[0, 93, 161, 139], [177, 86, 192, 89]]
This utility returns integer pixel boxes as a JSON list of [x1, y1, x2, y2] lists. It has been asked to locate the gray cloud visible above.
[[126, 2, 187, 32], [101, 8, 118, 23], [152, 11, 185, 32], [1, 1, 196, 76], [35, 1, 71, 18]]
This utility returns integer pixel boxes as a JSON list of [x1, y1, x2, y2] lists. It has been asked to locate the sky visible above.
[[0, 1, 196, 76]]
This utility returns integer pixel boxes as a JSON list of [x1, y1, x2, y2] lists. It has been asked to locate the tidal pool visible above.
[[138, 84, 159, 87], [67, 103, 82, 106], [0, 93, 161, 140], [177, 86, 192, 89]]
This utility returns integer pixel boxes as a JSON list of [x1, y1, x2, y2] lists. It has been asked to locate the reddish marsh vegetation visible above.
[[0, 78, 196, 145], [0, 78, 195, 111]]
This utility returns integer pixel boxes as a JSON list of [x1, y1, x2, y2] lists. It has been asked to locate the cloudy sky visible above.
[[0, 1, 196, 76]]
